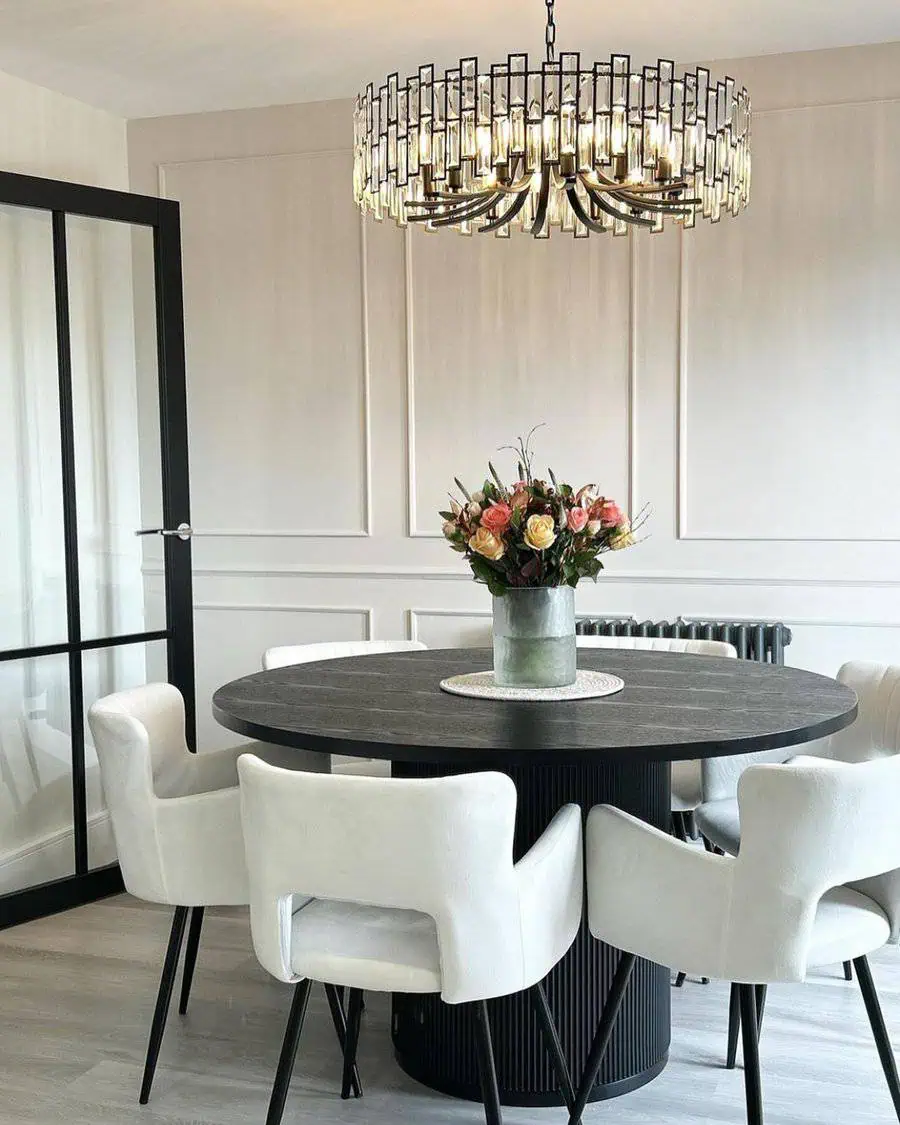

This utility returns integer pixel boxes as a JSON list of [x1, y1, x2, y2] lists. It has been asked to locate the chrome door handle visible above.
[[135, 523, 193, 541]]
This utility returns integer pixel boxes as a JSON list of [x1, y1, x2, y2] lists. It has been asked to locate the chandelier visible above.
[[353, 0, 751, 238]]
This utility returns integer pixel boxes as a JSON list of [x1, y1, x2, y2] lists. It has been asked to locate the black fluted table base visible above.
[[390, 758, 671, 1107]]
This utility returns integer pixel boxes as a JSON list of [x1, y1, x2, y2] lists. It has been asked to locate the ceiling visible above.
[[0, 0, 898, 119]]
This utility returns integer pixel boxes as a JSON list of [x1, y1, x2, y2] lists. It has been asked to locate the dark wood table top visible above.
[[212, 647, 858, 766]]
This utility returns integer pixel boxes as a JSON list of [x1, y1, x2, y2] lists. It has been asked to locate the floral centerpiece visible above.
[[439, 429, 642, 689]]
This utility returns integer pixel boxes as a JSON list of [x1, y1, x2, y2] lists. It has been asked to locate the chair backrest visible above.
[[729, 755, 900, 980], [88, 683, 248, 907], [576, 635, 737, 658], [262, 640, 426, 671], [87, 683, 188, 903], [825, 662, 900, 763], [238, 754, 524, 1004], [702, 660, 900, 802]]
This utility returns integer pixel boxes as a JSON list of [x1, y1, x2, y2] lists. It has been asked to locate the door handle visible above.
[[135, 523, 193, 541]]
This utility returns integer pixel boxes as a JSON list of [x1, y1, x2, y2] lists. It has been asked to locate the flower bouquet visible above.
[[439, 429, 642, 689]]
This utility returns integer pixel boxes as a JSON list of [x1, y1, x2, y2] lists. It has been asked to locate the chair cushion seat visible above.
[[695, 797, 741, 855], [290, 899, 442, 994], [808, 886, 890, 968], [671, 760, 702, 812]]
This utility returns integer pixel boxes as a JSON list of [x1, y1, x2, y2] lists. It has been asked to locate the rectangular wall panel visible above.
[[681, 101, 900, 541], [162, 152, 369, 536], [406, 226, 632, 536]]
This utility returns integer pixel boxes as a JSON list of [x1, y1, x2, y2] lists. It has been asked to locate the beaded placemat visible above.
[[440, 669, 624, 702]]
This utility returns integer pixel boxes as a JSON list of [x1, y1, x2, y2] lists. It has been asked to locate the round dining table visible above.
[[212, 646, 857, 1108]]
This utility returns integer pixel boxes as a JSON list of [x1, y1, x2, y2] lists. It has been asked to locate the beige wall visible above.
[[127, 41, 900, 751]]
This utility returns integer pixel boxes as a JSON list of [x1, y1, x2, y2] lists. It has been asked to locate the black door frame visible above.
[[0, 169, 194, 929]]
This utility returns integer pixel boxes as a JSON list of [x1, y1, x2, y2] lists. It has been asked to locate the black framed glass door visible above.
[[0, 170, 194, 929]]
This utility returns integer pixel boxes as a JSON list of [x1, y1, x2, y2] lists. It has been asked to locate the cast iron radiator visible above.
[[575, 617, 792, 664]]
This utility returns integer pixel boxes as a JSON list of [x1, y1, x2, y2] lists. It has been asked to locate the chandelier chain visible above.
[[545, 0, 556, 64]]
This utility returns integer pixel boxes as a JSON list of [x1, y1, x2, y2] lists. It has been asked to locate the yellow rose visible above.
[[524, 513, 557, 551], [469, 526, 506, 561], [609, 522, 636, 550]]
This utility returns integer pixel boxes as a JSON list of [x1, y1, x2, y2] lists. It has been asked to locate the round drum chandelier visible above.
[[353, 0, 751, 238]]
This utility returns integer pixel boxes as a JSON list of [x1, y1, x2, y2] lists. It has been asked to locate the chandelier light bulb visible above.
[[352, 0, 751, 238]]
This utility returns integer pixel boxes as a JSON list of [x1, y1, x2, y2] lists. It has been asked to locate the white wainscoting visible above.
[[125, 45, 900, 734]]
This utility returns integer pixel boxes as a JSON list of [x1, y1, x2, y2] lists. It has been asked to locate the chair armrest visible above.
[[587, 805, 732, 979], [514, 803, 583, 985], [154, 785, 249, 906]]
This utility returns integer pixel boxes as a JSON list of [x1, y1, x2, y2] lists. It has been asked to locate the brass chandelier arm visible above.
[[407, 192, 505, 227], [564, 184, 611, 235], [585, 169, 692, 196], [583, 183, 655, 228], [406, 188, 498, 207], [477, 185, 531, 233], [607, 190, 696, 215]]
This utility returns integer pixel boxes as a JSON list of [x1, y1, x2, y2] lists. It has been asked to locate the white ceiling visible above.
[[0, 0, 898, 119]]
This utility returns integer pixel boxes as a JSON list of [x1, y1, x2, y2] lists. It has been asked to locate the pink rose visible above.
[[591, 499, 625, 527], [481, 502, 513, 535], [567, 507, 588, 533], [511, 489, 530, 511], [512, 480, 528, 491]]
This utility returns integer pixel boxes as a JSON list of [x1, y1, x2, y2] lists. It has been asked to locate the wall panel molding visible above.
[[194, 601, 373, 639], [159, 149, 373, 538]]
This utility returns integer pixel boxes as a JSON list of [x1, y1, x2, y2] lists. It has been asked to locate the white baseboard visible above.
[[0, 810, 116, 896]]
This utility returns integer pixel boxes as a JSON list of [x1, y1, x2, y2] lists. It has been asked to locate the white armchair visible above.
[[261, 640, 427, 776], [572, 754, 900, 1125], [238, 756, 583, 1125], [87, 683, 345, 1106]]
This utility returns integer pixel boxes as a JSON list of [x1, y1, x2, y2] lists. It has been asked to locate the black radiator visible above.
[[575, 617, 792, 665]]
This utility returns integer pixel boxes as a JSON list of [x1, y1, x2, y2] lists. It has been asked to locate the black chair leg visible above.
[[473, 1000, 503, 1125], [139, 906, 189, 1104], [844, 960, 854, 982], [726, 982, 741, 1069], [702, 834, 715, 853], [739, 984, 764, 1125], [341, 989, 365, 1100], [755, 984, 767, 1035], [569, 952, 636, 1125], [265, 979, 312, 1125], [854, 956, 900, 1121], [672, 811, 688, 842], [178, 906, 204, 1015], [530, 983, 575, 1111], [324, 984, 362, 1098], [674, 971, 687, 987]]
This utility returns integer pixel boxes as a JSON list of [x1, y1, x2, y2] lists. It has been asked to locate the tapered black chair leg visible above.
[[674, 971, 687, 987], [844, 961, 854, 982], [672, 812, 687, 842], [473, 1000, 503, 1125], [569, 952, 637, 1125], [854, 956, 900, 1121], [755, 984, 767, 1035], [178, 906, 204, 1015], [530, 983, 575, 1111], [139, 906, 189, 1104], [324, 984, 362, 1097], [726, 982, 741, 1069], [739, 984, 764, 1125], [266, 979, 312, 1125], [341, 989, 365, 1100], [702, 835, 715, 853]]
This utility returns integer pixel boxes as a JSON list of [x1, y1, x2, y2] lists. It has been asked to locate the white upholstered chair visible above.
[[572, 755, 900, 1125], [87, 683, 346, 1105], [261, 640, 427, 776], [238, 756, 583, 1125], [576, 635, 737, 834], [697, 661, 900, 857]]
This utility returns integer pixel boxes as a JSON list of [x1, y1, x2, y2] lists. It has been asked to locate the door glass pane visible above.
[[0, 654, 72, 896], [0, 205, 68, 651], [66, 216, 166, 641], [83, 639, 167, 870]]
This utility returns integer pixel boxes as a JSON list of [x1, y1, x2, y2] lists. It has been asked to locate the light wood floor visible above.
[[1, 894, 899, 1124]]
